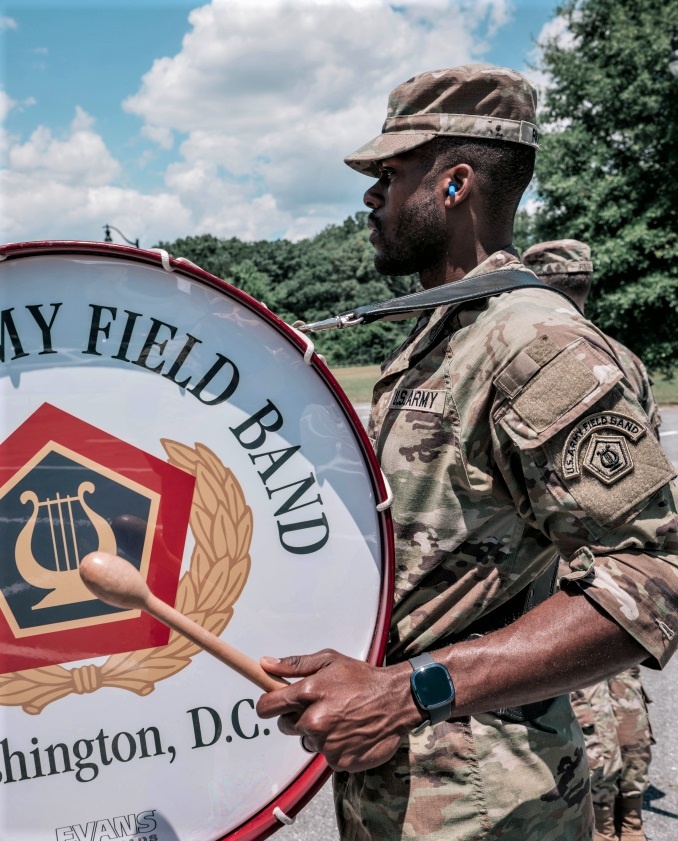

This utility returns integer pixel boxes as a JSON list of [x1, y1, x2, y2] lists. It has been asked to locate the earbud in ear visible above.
[[448, 184, 457, 196]]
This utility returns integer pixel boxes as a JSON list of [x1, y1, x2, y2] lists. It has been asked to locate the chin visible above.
[[374, 255, 414, 277]]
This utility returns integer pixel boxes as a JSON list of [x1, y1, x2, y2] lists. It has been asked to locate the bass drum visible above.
[[0, 241, 394, 841]]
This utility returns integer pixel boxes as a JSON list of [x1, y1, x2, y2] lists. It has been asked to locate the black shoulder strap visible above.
[[355, 268, 577, 324], [299, 268, 578, 333]]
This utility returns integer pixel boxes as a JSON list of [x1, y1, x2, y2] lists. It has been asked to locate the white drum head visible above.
[[0, 241, 394, 841]]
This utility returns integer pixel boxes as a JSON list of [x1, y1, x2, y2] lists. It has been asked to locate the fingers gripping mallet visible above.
[[79, 552, 288, 692]]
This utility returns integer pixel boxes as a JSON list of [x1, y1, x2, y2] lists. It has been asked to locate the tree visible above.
[[157, 213, 419, 367], [533, 0, 678, 375]]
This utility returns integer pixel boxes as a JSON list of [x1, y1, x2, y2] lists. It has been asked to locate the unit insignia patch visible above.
[[562, 411, 645, 484], [583, 434, 633, 485]]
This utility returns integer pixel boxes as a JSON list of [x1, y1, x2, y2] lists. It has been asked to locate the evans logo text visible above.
[[56, 810, 157, 841]]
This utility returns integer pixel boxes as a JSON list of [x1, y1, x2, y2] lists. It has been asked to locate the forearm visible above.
[[428, 588, 646, 721], [257, 588, 648, 772]]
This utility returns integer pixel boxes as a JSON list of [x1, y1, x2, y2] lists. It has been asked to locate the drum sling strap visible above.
[[298, 267, 579, 333], [301, 269, 576, 723]]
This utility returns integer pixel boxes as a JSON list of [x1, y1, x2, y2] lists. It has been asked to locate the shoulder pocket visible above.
[[494, 338, 676, 528], [495, 337, 623, 446]]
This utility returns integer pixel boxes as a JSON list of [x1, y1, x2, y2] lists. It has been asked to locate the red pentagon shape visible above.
[[0, 403, 195, 674]]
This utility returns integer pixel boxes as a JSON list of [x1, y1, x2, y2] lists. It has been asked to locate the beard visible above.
[[371, 192, 447, 276]]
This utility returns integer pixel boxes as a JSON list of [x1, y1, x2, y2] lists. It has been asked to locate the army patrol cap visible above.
[[344, 63, 539, 177], [522, 240, 593, 275]]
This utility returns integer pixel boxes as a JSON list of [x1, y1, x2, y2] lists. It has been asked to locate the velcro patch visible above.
[[389, 388, 445, 414], [494, 335, 562, 399], [524, 335, 561, 367], [512, 348, 598, 433]]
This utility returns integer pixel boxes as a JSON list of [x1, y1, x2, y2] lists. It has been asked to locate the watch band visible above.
[[409, 653, 453, 729]]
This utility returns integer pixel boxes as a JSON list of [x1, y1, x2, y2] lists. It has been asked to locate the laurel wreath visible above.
[[0, 440, 253, 715]]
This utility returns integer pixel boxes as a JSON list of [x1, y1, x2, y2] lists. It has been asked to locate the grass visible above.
[[330, 365, 380, 404], [650, 373, 678, 406], [329, 365, 678, 406]]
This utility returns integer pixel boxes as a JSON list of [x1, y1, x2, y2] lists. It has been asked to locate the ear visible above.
[[444, 164, 474, 209]]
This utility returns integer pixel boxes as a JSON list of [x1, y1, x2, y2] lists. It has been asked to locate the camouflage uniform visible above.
[[524, 241, 658, 838], [606, 340, 661, 437], [335, 67, 678, 841], [332, 250, 678, 841], [569, 683, 622, 813]]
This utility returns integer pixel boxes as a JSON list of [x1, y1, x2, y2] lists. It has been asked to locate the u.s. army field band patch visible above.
[[389, 388, 445, 414], [563, 412, 645, 483], [583, 434, 633, 485]]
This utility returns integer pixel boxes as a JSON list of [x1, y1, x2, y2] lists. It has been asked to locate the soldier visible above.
[[523, 240, 656, 841], [257, 64, 678, 841]]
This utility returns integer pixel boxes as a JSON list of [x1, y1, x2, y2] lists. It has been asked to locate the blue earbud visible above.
[[448, 184, 457, 196]]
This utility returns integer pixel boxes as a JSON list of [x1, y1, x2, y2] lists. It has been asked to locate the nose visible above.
[[363, 179, 384, 209]]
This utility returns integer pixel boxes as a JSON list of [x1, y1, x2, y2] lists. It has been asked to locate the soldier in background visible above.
[[523, 239, 655, 841]]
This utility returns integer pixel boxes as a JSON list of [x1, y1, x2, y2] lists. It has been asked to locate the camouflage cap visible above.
[[522, 240, 593, 275], [344, 63, 539, 177]]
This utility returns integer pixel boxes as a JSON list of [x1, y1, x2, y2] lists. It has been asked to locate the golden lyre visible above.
[[16, 481, 117, 610]]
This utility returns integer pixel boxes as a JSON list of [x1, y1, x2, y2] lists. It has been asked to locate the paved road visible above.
[[278, 406, 678, 841], [643, 407, 678, 841]]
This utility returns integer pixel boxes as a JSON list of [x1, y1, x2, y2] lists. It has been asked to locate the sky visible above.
[[0, 0, 563, 247]]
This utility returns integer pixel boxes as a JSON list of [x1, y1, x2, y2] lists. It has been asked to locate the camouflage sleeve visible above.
[[611, 340, 662, 436], [637, 359, 662, 436], [491, 332, 678, 669]]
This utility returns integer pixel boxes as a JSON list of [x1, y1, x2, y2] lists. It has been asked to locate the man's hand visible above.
[[256, 649, 418, 772]]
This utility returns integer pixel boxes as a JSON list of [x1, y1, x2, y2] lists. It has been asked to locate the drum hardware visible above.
[[298, 735, 316, 754], [79, 552, 288, 693], [0, 240, 394, 840]]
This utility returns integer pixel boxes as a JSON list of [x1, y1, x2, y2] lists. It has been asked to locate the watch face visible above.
[[412, 664, 455, 708]]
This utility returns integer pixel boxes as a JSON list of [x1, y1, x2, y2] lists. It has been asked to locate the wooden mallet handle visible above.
[[79, 552, 288, 693]]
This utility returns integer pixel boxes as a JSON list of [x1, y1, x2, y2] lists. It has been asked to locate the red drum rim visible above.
[[0, 239, 395, 841]]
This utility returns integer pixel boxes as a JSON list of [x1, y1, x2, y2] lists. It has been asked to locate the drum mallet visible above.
[[79, 552, 288, 692]]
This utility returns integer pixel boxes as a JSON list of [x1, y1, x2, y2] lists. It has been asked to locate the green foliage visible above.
[[513, 208, 538, 255], [157, 213, 418, 366], [533, 0, 678, 375]]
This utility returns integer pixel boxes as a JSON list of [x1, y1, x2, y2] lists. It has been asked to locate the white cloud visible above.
[[0, 168, 193, 245], [0, 107, 192, 244], [8, 108, 120, 186], [2, 0, 514, 245], [0, 90, 15, 123], [70, 105, 95, 132], [0, 17, 17, 30], [522, 13, 578, 100], [121, 0, 510, 240], [0, 91, 16, 167], [520, 196, 543, 216], [537, 13, 577, 52]]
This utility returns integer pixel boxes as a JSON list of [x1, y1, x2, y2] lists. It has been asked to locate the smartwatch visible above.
[[409, 652, 455, 734]]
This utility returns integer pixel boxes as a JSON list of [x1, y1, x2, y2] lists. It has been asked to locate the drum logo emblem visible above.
[[0, 403, 253, 716], [17, 480, 118, 610], [0, 442, 159, 636]]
